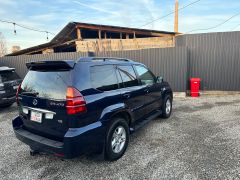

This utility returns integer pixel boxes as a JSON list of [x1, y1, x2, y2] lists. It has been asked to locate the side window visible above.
[[90, 65, 119, 91], [134, 65, 156, 85], [117, 65, 139, 88]]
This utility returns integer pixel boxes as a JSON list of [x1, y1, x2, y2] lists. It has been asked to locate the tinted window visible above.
[[134, 65, 156, 85], [118, 65, 138, 87], [21, 70, 70, 100], [0, 71, 20, 83], [90, 65, 118, 91]]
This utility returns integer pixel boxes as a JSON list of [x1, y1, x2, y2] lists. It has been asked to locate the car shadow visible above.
[[0, 103, 18, 113]]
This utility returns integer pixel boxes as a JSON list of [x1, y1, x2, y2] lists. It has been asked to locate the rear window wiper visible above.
[[21, 91, 39, 97]]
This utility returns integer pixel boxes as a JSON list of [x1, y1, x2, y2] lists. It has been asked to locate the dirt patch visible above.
[[148, 138, 165, 147], [38, 166, 60, 179], [215, 101, 235, 106], [234, 111, 240, 116], [174, 105, 194, 113], [197, 102, 214, 110]]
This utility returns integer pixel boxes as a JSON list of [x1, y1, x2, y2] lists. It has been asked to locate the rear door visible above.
[[19, 69, 71, 141], [117, 65, 146, 122], [134, 65, 162, 115]]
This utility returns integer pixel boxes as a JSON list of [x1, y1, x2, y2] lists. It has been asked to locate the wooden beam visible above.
[[75, 24, 175, 37], [98, 30, 101, 39], [133, 32, 136, 39], [126, 34, 129, 39], [104, 32, 107, 39], [77, 28, 82, 40], [75, 37, 174, 52], [120, 33, 122, 39]]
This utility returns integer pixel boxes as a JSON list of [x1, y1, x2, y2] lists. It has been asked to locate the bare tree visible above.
[[0, 32, 7, 57]]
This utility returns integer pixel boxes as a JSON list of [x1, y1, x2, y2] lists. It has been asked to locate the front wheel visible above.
[[161, 95, 172, 119], [105, 118, 129, 161]]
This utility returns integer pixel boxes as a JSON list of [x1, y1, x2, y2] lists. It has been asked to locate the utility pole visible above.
[[174, 0, 179, 33]]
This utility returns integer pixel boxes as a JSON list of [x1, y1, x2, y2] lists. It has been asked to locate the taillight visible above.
[[16, 83, 21, 105], [0, 83, 4, 90], [66, 87, 87, 115]]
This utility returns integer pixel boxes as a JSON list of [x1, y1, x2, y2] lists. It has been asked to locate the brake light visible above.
[[16, 83, 21, 105], [66, 87, 87, 115]]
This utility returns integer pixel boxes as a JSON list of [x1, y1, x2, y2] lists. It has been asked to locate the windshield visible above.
[[20, 70, 70, 100], [0, 71, 20, 83]]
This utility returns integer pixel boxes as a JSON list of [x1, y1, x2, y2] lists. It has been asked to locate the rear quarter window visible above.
[[90, 65, 119, 91], [117, 65, 139, 88]]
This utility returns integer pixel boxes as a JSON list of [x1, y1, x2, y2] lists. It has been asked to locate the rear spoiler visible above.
[[26, 60, 75, 70], [0, 67, 15, 72]]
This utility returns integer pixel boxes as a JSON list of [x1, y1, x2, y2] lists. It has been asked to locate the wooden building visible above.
[[7, 22, 177, 56]]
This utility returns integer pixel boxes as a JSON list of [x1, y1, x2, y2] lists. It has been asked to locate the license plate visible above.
[[30, 111, 42, 123], [13, 85, 18, 90]]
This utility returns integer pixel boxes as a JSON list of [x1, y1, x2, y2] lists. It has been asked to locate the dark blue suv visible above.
[[12, 57, 173, 161]]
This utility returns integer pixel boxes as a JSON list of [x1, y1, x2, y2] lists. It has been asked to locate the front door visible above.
[[117, 65, 146, 122], [134, 65, 162, 115]]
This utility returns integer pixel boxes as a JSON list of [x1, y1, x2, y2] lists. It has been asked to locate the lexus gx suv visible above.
[[12, 57, 173, 161]]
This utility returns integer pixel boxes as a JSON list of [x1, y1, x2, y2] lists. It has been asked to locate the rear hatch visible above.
[[0, 68, 21, 98], [18, 61, 74, 141]]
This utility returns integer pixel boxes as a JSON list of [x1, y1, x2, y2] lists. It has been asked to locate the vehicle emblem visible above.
[[33, 99, 38, 106]]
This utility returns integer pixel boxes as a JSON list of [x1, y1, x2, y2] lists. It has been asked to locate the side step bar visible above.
[[130, 110, 162, 133]]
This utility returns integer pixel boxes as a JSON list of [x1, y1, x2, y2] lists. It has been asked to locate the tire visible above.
[[105, 117, 129, 161], [0, 102, 14, 108], [161, 95, 172, 119]]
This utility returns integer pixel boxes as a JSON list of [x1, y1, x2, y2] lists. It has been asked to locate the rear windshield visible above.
[[21, 70, 70, 100], [0, 71, 20, 83]]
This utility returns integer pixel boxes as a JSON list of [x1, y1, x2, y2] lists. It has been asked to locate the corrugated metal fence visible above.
[[0, 52, 89, 78], [0, 47, 188, 92], [1, 31, 240, 92], [176, 32, 240, 91]]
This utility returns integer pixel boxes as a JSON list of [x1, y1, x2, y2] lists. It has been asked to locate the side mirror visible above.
[[157, 76, 163, 83]]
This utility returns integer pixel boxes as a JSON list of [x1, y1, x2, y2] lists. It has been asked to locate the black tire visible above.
[[105, 117, 129, 161], [161, 95, 172, 119], [0, 102, 14, 108]]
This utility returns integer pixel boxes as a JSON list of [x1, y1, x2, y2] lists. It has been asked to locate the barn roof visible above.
[[7, 22, 176, 56]]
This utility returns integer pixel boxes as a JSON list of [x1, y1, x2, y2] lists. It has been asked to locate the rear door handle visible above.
[[123, 93, 131, 99]]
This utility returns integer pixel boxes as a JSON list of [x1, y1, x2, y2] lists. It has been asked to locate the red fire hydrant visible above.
[[190, 78, 201, 97]]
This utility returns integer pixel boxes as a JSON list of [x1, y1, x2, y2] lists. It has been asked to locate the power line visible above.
[[0, 19, 55, 37], [186, 12, 240, 33], [138, 0, 202, 28], [231, 23, 240, 31]]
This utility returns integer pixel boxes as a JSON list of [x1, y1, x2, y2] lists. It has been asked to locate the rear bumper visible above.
[[0, 95, 15, 105], [12, 116, 105, 159]]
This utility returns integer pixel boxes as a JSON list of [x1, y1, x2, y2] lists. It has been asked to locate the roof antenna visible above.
[[46, 31, 49, 40]]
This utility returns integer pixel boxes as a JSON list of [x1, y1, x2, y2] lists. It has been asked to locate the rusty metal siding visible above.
[[0, 48, 188, 92], [176, 32, 240, 91]]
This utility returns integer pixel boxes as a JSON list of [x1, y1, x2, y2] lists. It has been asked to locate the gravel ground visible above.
[[0, 96, 240, 180]]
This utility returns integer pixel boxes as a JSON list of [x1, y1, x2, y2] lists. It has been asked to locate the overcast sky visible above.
[[0, 0, 240, 53]]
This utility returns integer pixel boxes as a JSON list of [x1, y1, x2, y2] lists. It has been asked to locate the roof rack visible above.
[[79, 57, 132, 62]]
